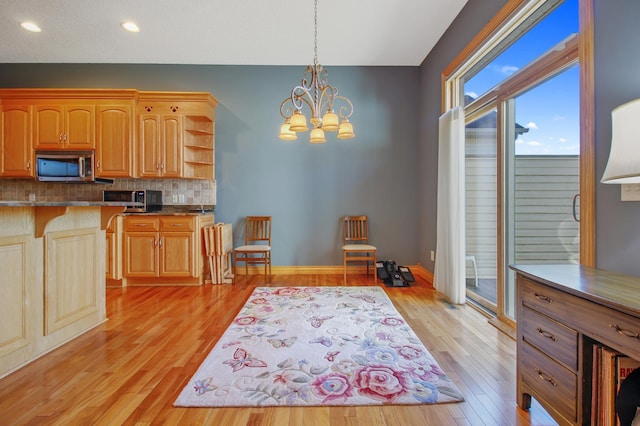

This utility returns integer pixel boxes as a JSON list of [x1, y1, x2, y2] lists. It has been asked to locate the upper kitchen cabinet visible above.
[[34, 102, 95, 150], [139, 113, 182, 178], [138, 92, 217, 180], [96, 102, 135, 178], [0, 104, 33, 177]]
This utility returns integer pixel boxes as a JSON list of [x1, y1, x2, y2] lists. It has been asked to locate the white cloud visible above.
[[553, 114, 566, 121], [527, 141, 542, 147], [526, 121, 539, 130], [559, 137, 568, 143], [465, 91, 478, 99], [497, 65, 519, 75]]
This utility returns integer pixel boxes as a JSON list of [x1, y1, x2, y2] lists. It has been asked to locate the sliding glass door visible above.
[[503, 66, 580, 319]]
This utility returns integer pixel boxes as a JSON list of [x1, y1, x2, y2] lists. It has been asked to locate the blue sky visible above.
[[464, 0, 579, 155]]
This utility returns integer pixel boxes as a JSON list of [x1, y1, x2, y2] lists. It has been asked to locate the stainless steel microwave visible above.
[[103, 190, 163, 212], [36, 150, 112, 183]]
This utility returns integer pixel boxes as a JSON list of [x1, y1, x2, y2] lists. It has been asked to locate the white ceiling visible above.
[[0, 0, 468, 66]]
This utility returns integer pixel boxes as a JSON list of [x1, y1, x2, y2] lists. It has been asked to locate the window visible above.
[[442, 0, 594, 324]]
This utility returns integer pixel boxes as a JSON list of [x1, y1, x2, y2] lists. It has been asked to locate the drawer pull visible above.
[[135, 223, 148, 227], [534, 368, 557, 386], [536, 327, 558, 342], [170, 223, 184, 227], [610, 323, 640, 339], [533, 292, 552, 303]]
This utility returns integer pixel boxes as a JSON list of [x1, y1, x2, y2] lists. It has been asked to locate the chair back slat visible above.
[[343, 215, 370, 244], [246, 216, 271, 245]]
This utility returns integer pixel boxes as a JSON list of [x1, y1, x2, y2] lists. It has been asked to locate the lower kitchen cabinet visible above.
[[122, 214, 213, 285], [105, 215, 122, 287]]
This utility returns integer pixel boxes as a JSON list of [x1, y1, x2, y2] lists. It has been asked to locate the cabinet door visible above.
[[160, 232, 194, 277], [1, 105, 33, 177], [123, 232, 158, 277], [34, 104, 95, 150], [96, 105, 132, 177], [65, 105, 95, 149], [34, 105, 64, 149], [106, 231, 115, 279], [139, 115, 160, 177], [161, 115, 182, 177]]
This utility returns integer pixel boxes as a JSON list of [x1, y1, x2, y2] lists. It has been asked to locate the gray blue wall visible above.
[[0, 64, 419, 267], [4, 0, 639, 277], [419, 0, 640, 278]]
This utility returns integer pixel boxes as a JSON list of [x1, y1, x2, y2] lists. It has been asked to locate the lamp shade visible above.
[[289, 111, 309, 132], [602, 99, 640, 184], [337, 120, 355, 139], [310, 127, 326, 144], [321, 111, 339, 132], [279, 122, 297, 141]]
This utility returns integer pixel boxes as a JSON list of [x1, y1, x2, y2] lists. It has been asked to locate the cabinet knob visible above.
[[533, 292, 552, 303], [26, 160, 31, 170], [536, 327, 558, 342], [609, 323, 640, 339], [534, 368, 557, 387]]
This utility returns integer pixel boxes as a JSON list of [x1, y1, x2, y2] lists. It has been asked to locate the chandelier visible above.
[[279, 0, 355, 143]]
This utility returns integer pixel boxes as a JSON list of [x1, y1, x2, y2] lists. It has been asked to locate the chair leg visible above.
[[343, 253, 347, 284], [233, 252, 237, 279]]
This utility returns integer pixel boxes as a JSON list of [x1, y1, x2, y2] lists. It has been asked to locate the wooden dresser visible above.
[[511, 264, 640, 425]]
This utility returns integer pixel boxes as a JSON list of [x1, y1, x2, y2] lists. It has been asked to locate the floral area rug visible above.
[[174, 286, 464, 407]]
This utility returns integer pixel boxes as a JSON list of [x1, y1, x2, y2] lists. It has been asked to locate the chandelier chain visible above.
[[313, 0, 318, 66]]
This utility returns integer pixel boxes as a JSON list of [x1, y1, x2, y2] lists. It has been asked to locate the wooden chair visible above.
[[233, 216, 271, 277], [342, 215, 376, 284]]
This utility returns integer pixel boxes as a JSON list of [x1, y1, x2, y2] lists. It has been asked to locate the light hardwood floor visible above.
[[0, 273, 557, 425]]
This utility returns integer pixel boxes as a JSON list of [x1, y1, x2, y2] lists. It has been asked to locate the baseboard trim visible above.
[[235, 264, 434, 286]]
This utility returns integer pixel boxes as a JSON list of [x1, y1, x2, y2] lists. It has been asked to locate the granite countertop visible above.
[[0, 201, 215, 216], [0, 201, 137, 207]]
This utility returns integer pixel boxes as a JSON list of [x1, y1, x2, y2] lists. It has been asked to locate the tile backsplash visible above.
[[0, 178, 216, 206]]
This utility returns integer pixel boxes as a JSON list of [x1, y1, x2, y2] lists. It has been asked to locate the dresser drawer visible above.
[[521, 341, 577, 422], [124, 216, 159, 232], [577, 300, 640, 360], [521, 306, 578, 372], [160, 216, 194, 232], [520, 277, 578, 323]]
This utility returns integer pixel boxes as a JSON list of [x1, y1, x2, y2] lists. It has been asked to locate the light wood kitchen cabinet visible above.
[[34, 103, 95, 150], [105, 215, 122, 287], [138, 92, 216, 180], [1, 104, 33, 177], [138, 113, 182, 178], [96, 104, 134, 178], [122, 214, 213, 285], [0, 205, 111, 379]]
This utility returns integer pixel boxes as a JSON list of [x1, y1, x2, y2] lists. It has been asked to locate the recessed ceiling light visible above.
[[19, 21, 42, 33], [121, 21, 140, 33]]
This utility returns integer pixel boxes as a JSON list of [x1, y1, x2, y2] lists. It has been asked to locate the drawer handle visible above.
[[610, 323, 640, 339], [536, 327, 558, 342], [134, 223, 148, 227], [533, 292, 552, 303], [534, 368, 557, 387], [170, 223, 184, 227]]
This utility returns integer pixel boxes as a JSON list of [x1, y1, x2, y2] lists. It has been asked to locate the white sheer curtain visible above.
[[434, 107, 466, 304]]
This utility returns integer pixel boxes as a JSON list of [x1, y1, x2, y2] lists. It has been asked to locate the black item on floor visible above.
[[376, 260, 415, 287]]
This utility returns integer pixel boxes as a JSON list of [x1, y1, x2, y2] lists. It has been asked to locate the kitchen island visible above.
[[0, 202, 128, 378]]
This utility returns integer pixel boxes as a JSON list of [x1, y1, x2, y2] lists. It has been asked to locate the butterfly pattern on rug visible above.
[[175, 286, 464, 408]]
